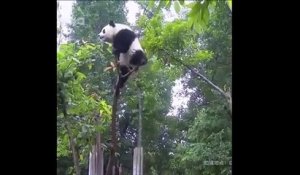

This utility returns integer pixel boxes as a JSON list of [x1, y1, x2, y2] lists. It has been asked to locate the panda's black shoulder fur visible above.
[[113, 29, 136, 55]]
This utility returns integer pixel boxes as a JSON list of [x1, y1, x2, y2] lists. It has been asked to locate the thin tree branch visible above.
[[171, 55, 232, 117]]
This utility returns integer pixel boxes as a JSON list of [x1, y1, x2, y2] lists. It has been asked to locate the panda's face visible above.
[[98, 24, 115, 43]]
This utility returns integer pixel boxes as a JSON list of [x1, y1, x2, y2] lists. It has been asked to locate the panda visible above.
[[98, 20, 147, 88]]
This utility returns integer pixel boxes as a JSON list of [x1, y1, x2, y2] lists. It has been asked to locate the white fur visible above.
[[128, 38, 143, 55], [119, 53, 138, 78], [118, 39, 144, 69], [119, 53, 129, 66]]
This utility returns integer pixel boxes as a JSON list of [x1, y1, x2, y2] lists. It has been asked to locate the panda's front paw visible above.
[[112, 48, 119, 55], [113, 52, 120, 60], [115, 60, 120, 67]]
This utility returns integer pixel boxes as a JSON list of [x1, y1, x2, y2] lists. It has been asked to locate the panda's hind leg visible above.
[[130, 50, 147, 66], [116, 65, 131, 89]]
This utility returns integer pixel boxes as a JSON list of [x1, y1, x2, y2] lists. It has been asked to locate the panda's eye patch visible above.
[[103, 29, 105, 33]]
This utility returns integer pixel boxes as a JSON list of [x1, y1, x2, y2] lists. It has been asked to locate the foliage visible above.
[[57, 42, 112, 173], [146, 0, 232, 33], [136, 1, 232, 174], [168, 2, 232, 174], [171, 108, 231, 175]]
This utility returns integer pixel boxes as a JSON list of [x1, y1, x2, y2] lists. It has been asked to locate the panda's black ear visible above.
[[109, 20, 115, 27]]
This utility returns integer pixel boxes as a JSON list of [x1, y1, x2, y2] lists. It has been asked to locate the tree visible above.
[[57, 43, 112, 175]]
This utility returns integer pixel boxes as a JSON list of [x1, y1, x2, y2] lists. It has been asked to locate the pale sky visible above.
[[168, 78, 193, 116], [57, 0, 191, 116], [57, 1, 74, 45], [125, 1, 141, 25]]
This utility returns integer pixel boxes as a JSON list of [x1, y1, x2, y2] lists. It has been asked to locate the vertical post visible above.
[[138, 89, 142, 148], [89, 150, 93, 175], [133, 147, 143, 175], [133, 88, 143, 175], [89, 115, 104, 175]]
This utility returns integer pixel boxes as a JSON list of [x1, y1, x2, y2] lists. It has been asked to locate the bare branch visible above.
[[171, 56, 232, 117]]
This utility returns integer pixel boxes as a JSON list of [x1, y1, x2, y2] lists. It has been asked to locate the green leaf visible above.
[[99, 100, 112, 116], [82, 125, 87, 133], [57, 52, 64, 61], [72, 57, 80, 64], [58, 61, 70, 72], [201, 6, 209, 24], [210, 0, 217, 7], [187, 2, 210, 33], [227, 0, 232, 11], [157, 0, 166, 11], [195, 50, 214, 61], [188, 2, 201, 21], [88, 63, 92, 70], [185, 2, 197, 8], [166, 0, 172, 9], [179, 0, 185, 6], [76, 72, 86, 81], [86, 44, 96, 50], [148, 0, 155, 9], [95, 125, 104, 132], [174, 1, 181, 14], [63, 134, 69, 143], [150, 58, 161, 72]]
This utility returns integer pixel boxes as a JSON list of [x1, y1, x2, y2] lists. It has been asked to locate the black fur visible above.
[[109, 20, 115, 27], [117, 65, 131, 88], [112, 47, 120, 59], [119, 65, 131, 76], [130, 50, 147, 66], [113, 29, 136, 56]]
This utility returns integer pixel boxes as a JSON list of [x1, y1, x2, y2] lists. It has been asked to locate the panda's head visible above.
[[98, 21, 116, 43], [98, 20, 132, 43]]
